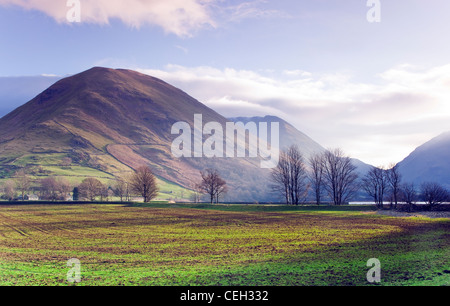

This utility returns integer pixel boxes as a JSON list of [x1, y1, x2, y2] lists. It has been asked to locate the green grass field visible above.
[[0, 204, 448, 286]]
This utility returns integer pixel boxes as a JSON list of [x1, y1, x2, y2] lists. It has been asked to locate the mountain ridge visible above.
[[398, 131, 450, 189]]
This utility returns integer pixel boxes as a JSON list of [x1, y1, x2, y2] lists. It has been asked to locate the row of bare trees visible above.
[[2, 174, 77, 202], [361, 165, 399, 209], [362, 165, 449, 211], [271, 145, 449, 209], [1, 164, 228, 204], [79, 166, 159, 202], [1, 166, 160, 203], [271, 146, 359, 206]]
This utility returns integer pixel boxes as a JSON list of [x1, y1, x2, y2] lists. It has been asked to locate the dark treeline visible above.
[[270, 145, 450, 211], [1, 148, 449, 211]]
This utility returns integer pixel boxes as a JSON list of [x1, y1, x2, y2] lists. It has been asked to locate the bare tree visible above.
[[198, 169, 228, 204], [189, 183, 203, 203], [271, 145, 309, 205], [2, 179, 16, 201], [14, 169, 32, 201], [386, 163, 402, 209], [361, 166, 389, 209], [40, 177, 59, 201], [308, 152, 325, 205], [58, 178, 72, 200], [114, 178, 129, 202], [129, 166, 159, 203], [420, 182, 449, 210], [401, 182, 417, 212], [41, 177, 71, 201], [79, 178, 104, 201], [322, 148, 359, 206], [271, 150, 290, 204], [99, 185, 112, 202], [215, 180, 228, 204], [287, 146, 309, 205]]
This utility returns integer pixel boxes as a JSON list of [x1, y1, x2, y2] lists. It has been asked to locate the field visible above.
[[0, 204, 448, 286]]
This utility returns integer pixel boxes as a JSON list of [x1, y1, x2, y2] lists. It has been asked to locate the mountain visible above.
[[398, 132, 450, 189], [230, 115, 372, 175], [230, 115, 325, 158], [0, 67, 273, 201]]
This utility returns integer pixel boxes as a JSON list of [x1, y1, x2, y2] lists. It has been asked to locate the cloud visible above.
[[0, 0, 289, 37], [217, 0, 290, 23], [137, 64, 450, 166], [175, 45, 189, 54], [0, 0, 216, 37]]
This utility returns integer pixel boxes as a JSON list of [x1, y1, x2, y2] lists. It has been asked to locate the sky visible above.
[[0, 0, 449, 166]]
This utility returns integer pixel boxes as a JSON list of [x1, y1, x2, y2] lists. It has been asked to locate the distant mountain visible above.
[[230, 115, 325, 158], [398, 132, 450, 189], [230, 115, 372, 175], [0, 67, 271, 201]]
